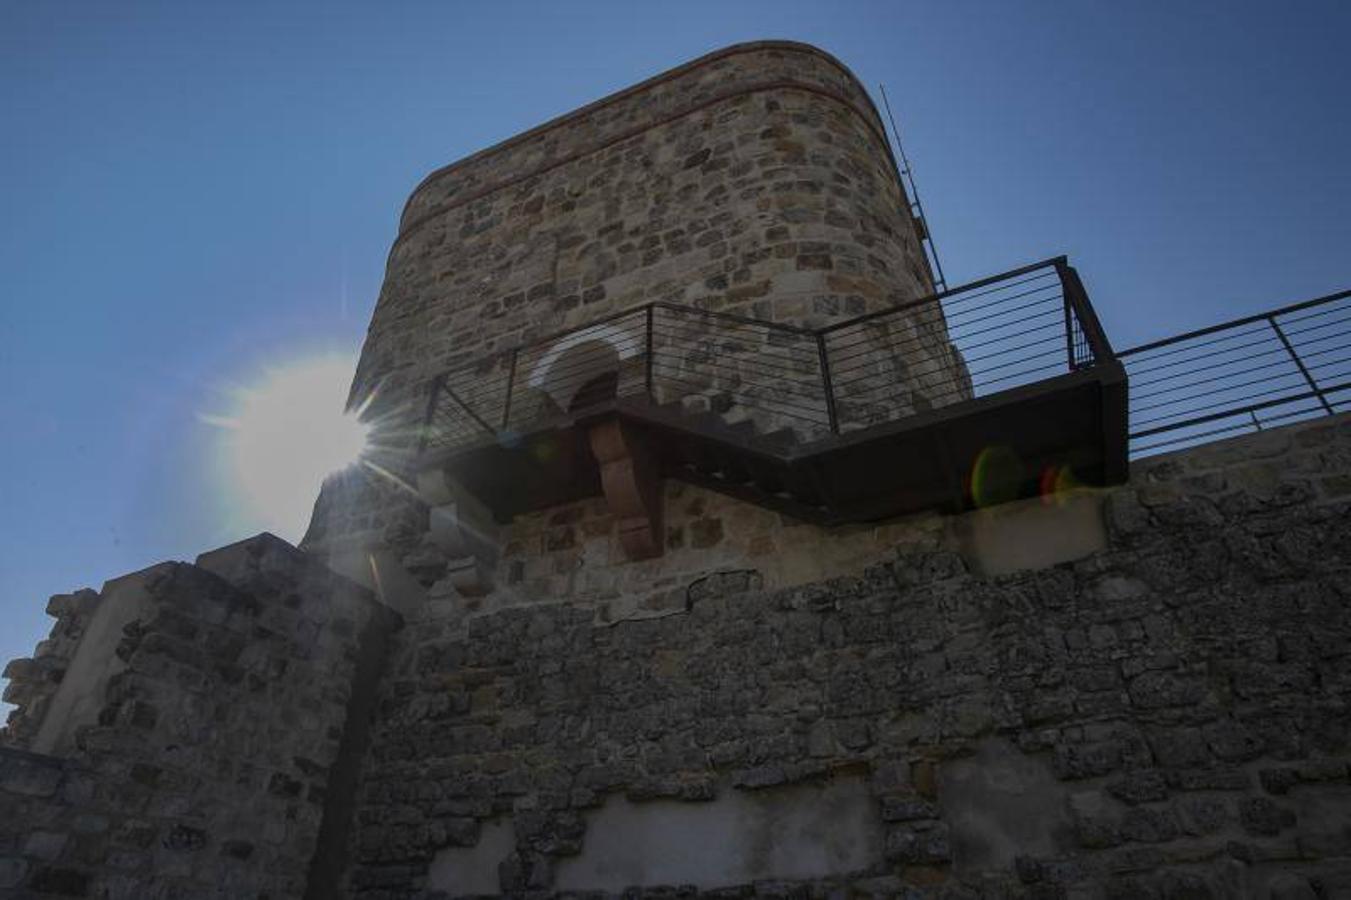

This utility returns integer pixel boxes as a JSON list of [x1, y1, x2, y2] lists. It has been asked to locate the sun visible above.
[[203, 354, 369, 541]]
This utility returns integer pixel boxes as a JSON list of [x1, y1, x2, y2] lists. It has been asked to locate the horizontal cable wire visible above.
[[650, 336, 821, 370], [1277, 300, 1351, 329], [822, 293, 1052, 357], [1122, 327, 1278, 377], [1132, 367, 1309, 418], [653, 341, 819, 368], [1120, 322, 1272, 368], [420, 260, 1133, 454], [960, 333, 1065, 370], [948, 315, 1064, 358], [931, 267, 1060, 308], [821, 300, 1064, 367], [1129, 344, 1295, 395], [1131, 403, 1328, 454], [1131, 357, 1302, 407], [940, 286, 1065, 326], [650, 362, 829, 413], [1132, 378, 1315, 428], [648, 367, 830, 422], [650, 347, 824, 385], [831, 353, 960, 393], [1132, 389, 1337, 435], [969, 360, 1066, 393]]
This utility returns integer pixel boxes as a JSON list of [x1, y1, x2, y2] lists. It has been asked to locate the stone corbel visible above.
[[587, 419, 663, 560], [415, 470, 500, 596]]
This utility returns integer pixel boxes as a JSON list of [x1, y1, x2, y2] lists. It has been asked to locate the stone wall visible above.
[[0, 534, 397, 899], [304, 41, 951, 562], [344, 413, 1351, 898], [5, 37, 1349, 896], [2, 590, 100, 750]]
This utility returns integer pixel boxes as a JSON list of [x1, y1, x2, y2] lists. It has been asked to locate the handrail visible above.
[[1119, 287, 1351, 357], [1119, 287, 1351, 456], [815, 255, 1068, 335], [418, 257, 1106, 454], [651, 301, 816, 336], [1057, 261, 1117, 364], [415, 259, 1351, 464]]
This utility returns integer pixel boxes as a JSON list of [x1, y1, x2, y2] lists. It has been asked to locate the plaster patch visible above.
[[554, 774, 882, 890], [427, 818, 514, 895], [939, 738, 1072, 873], [953, 490, 1107, 576]]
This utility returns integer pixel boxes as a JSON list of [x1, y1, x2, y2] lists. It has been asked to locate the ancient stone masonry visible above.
[[3, 39, 1350, 900], [0, 535, 397, 899], [2, 590, 100, 750], [303, 41, 950, 565], [7, 413, 1351, 898], [341, 413, 1351, 898]]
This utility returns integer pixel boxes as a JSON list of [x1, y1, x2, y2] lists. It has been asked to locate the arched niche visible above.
[[528, 322, 642, 413]]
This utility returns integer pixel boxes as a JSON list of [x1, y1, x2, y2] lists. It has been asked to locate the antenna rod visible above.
[[879, 83, 948, 292]]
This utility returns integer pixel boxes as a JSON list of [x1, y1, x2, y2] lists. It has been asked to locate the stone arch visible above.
[[528, 323, 642, 412]]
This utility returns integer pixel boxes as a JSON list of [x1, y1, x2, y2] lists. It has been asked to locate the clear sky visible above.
[[2, 1, 1349, 693]]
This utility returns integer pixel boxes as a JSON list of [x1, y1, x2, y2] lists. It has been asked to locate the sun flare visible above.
[[203, 354, 368, 541]]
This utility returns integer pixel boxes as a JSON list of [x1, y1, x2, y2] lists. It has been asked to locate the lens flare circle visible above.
[[968, 444, 1024, 509], [210, 354, 366, 541]]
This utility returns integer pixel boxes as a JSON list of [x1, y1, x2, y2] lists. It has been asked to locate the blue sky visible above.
[[2, 1, 1348, 687]]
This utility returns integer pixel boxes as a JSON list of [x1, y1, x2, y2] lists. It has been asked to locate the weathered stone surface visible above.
[[0, 533, 389, 900], [334, 414, 1351, 896], [5, 37, 1351, 900], [303, 39, 946, 572]]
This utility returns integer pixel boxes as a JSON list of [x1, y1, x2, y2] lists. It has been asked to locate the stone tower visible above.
[[303, 40, 968, 612]]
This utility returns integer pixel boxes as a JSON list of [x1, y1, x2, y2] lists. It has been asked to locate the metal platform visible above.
[[413, 257, 1128, 527]]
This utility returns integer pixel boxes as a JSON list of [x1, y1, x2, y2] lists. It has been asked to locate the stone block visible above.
[[1107, 769, 1169, 805], [0, 752, 63, 797], [1176, 797, 1228, 836], [0, 857, 28, 889], [879, 797, 937, 822], [23, 830, 67, 862], [1238, 796, 1296, 836], [27, 866, 90, 897]]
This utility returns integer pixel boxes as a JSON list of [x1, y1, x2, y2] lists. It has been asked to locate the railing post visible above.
[[1269, 317, 1334, 415], [1062, 293, 1077, 373], [419, 372, 445, 453], [1057, 261, 1115, 365], [645, 305, 654, 398], [502, 349, 519, 430], [817, 332, 839, 434], [449, 387, 497, 436]]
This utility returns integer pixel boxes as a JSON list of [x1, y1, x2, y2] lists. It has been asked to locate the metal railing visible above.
[[1120, 288, 1351, 457], [420, 257, 1113, 454]]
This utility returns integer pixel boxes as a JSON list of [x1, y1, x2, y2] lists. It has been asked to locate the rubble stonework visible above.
[[3, 408, 1350, 898], [342, 414, 1351, 898], [1, 590, 99, 749], [1, 535, 396, 899]]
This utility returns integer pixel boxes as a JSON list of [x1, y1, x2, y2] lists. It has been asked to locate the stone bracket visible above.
[[416, 469, 501, 596], [588, 419, 664, 560]]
